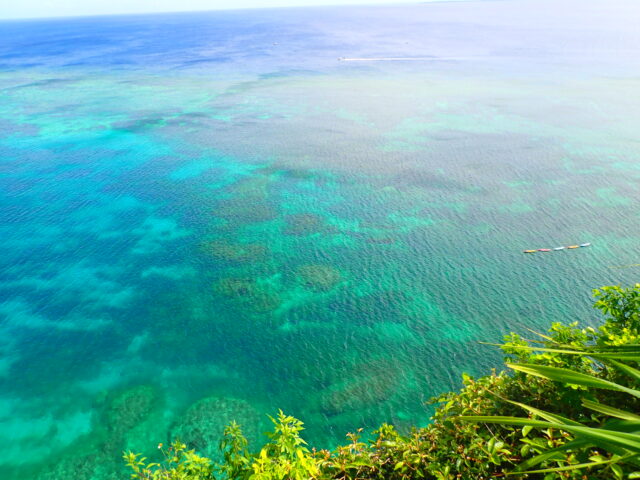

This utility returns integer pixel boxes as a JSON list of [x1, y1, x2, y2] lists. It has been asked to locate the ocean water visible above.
[[1, 0, 640, 478]]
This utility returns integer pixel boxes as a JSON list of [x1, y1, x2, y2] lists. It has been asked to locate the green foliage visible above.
[[218, 421, 251, 480], [460, 348, 640, 476], [594, 284, 640, 345], [124, 440, 214, 479], [122, 284, 640, 480], [249, 411, 319, 480]]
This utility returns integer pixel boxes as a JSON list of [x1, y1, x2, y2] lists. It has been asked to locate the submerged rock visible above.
[[249, 291, 282, 313], [227, 176, 271, 196], [215, 277, 256, 297], [296, 264, 342, 291], [170, 397, 261, 460], [283, 214, 328, 236], [103, 385, 158, 439], [319, 359, 400, 415], [204, 240, 268, 263], [215, 277, 281, 313], [36, 451, 119, 480]]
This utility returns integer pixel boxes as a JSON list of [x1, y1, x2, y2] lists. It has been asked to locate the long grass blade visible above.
[[506, 364, 640, 398], [605, 359, 640, 382], [515, 439, 590, 471], [505, 399, 583, 426], [583, 399, 640, 422], [509, 455, 638, 475], [459, 416, 640, 452]]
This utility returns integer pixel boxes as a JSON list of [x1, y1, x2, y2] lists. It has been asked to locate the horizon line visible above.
[[0, 0, 474, 22]]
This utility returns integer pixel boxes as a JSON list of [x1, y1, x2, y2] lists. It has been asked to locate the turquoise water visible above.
[[1, 1, 640, 478]]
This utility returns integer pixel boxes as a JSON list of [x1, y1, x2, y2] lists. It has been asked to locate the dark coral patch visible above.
[[103, 385, 158, 438], [170, 397, 261, 460], [296, 264, 342, 291], [215, 277, 281, 313], [319, 359, 400, 415], [215, 277, 255, 297], [204, 241, 268, 263], [283, 213, 337, 236]]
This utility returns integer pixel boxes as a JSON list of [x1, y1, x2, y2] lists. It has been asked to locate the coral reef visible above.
[[227, 176, 270, 196], [283, 213, 332, 236], [296, 264, 342, 291], [36, 385, 160, 480], [215, 277, 282, 313], [248, 291, 282, 313], [211, 176, 280, 226], [204, 241, 268, 263], [170, 397, 262, 460], [36, 451, 120, 480], [103, 385, 158, 439], [319, 359, 400, 415], [215, 277, 255, 297]]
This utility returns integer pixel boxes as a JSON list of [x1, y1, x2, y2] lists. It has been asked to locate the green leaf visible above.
[[516, 439, 590, 471], [506, 363, 640, 398], [508, 455, 634, 475], [583, 399, 640, 422], [607, 359, 640, 382], [612, 463, 624, 479], [461, 416, 640, 453], [505, 398, 583, 426], [487, 437, 495, 453]]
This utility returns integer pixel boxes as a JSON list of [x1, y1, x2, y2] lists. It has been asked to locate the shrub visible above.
[[123, 284, 640, 480]]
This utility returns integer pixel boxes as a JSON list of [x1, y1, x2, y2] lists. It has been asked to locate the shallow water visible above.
[[1, 1, 640, 478]]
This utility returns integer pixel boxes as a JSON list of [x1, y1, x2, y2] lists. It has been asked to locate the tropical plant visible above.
[[459, 284, 640, 478], [217, 420, 251, 480], [124, 440, 214, 479], [249, 410, 320, 480]]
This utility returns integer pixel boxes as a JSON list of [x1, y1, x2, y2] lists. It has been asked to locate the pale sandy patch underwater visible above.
[[1, 0, 640, 478]]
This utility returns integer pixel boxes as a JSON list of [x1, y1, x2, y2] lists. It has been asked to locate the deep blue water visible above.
[[1, 1, 640, 478]]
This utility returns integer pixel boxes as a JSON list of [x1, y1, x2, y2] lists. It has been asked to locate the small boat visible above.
[[579, 243, 591, 247], [524, 250, 536, 253], [553, 247, 565, 251], [567, 245, 579, 249], [538, 248, 551, 252]]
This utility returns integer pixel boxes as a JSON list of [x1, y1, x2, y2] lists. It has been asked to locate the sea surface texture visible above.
[[1, 0, 640, 477]]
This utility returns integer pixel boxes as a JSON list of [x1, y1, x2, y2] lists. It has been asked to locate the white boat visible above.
[[579, 243, 591, 247], [553, 247, 565, 250]]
